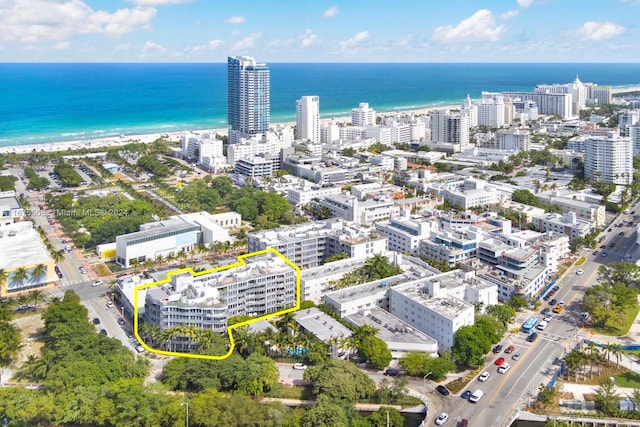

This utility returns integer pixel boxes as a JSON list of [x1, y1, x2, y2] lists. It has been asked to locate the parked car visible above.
[[549, 299, 557, 306], [526, 332, 538, 342], [92, 318, 100, 325], [492, 345, 502, 353], [461, 390, 472, 399], [106, 301, 114, 308], [512, 353, 521, 361], [117, 318, 126, 325], [504, 345, 515, 354], [478, 372, 490, 382], [293, 363, 308, 370], [100, 329, 108, 335], [136, 345, 145, 353], [436, 385, 450, 396], [383, 368, 400, 376], [494, 357, 505, 366], [498, 363, 511, 374]]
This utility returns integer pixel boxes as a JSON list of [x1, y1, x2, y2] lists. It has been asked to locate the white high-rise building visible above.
[[462, 94, 478, 128], [584, 131, 633, 185], [352, 102, 376, 127], [296, 96, 320, 143], [430, 109, 470, 149], [630, 124, 640, 156], [478, 92, 506, 128]]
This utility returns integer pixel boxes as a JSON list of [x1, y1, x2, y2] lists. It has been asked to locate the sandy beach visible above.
[[0, 105, 455, 155]]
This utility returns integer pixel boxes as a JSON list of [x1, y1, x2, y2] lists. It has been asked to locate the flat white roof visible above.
[[0, 222, 53, 270]]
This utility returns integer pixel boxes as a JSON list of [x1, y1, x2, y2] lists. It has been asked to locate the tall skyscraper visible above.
[[227, 56, 270, 144], [295, 96, 320, 143]]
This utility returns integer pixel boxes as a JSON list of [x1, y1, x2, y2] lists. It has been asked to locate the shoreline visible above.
[[0, 105, 455, 155]]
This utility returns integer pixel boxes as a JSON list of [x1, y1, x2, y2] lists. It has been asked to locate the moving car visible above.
[[478, 372, 490, 382], [559, 300, 566, 307], [436, 385, 450, 396], [293, 363, 308, 370], [576, 269, 584, 276], [469, 390, 484, 403], [461, 390, 472, 399], [543, 316, 552, 322], [526, 332, 538, 342], [92, 280, 103, 287], [553, 305, 563, 313], [435, 413, 449, 425], [106, 301, 114, 308], [459, 420, 468, 427], [383, 368, 400, 376]]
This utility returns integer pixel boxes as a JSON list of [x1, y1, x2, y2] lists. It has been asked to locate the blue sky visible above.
[[0, 0, 638, 62]]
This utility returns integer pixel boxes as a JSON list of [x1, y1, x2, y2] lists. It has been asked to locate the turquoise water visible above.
[[1, 62, 639, 147]]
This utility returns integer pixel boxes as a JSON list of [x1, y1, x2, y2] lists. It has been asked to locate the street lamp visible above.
[[181, 402, 189, 427], [423, 371, 432, 394]]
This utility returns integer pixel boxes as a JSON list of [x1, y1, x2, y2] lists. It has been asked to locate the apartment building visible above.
[[319, 193, 401, 225], [584, 131, 633, 185], [376, 216, 436, 256], [144, 252, 297, 340], [531, 212, 594, 241], [296, 96, 320, 143], [247, 219, 387, 270]]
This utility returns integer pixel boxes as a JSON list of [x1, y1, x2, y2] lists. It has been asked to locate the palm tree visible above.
[[51, 251, 65, 264], [29, 290, 46, 310], [9, 267, 29, 291], [0, 269, 7, 297], [30, 264, 48, 287], [612, 343, 624, 368], [595, 380, 620, 415]]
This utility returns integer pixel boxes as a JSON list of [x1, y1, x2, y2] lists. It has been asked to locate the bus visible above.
[[521, 317, 538, 333]]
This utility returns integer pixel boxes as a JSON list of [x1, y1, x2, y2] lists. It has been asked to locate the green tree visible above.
[[368, 406, 404, 427], [486, 304, 516, 325], [400, 352, 432, 376], [304, 359, 376, 403], [595, 380, 620, 415], [358, 336, 392, 370], [507, 296, 528, 310], [452, 325, 492, 367], [301, 395, 350, 427], [511, 189, 541, 207]]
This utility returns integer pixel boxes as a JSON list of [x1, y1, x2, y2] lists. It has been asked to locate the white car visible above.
[[576, 269, 584, 275], [478, 371, 490, 382], [497, 363, 511, 374], [435, 413, 449, 425], [106, 301, 114, 308], [559, 300, 566, 307], [92, 280, 103, 287], [543, 316, 552, 322], [292, 363, 307, 370]]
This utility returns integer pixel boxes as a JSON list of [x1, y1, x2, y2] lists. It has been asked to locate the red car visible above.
[[494, 357, 505, 366]]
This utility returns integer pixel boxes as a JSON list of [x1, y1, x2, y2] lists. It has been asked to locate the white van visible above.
[[469, 389, 484, 403], [537, 320, 548, 331]]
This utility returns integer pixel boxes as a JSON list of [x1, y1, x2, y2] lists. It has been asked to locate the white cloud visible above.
[[299, 29, 318, 48], [53, 41, 70, 50], [517, 0, 533, 8], [500, 9, 520, 19], [574, 21, 626, 41], [115, 43, 132, 51], [128, 0, 192, 4], [141, 40, 166, 54], [231, 32, 262, 51], [339, 31, 369, 50], [432, 9, 506, 43], [323, 6, 339, 18], [0, 0, 156, 43], [185, 39, 224, 53], [225, 16, 245, 24]]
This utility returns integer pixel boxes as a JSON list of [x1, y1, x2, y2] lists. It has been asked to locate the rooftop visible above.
[[0, 221, 53, 270], [392, 281, 473, 320], [294, 307, 352, 342], [346, 307, 438, 348]]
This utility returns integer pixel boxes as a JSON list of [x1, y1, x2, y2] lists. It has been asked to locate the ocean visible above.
[[1, 62, 639, 147]]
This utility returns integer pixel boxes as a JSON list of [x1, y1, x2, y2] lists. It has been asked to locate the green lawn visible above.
[[613, 371, 640, 388], [593, 305, 640, 336]]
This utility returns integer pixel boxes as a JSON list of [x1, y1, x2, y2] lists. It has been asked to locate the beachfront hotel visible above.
[[144, 251, 297, 335], [227, 56, 270, 144]]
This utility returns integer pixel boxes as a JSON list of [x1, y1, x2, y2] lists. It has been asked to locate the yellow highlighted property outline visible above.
[[133, 248, 301, 360]]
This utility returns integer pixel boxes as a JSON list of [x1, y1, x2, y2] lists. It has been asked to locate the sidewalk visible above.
[[562, 382, 638, 400]]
